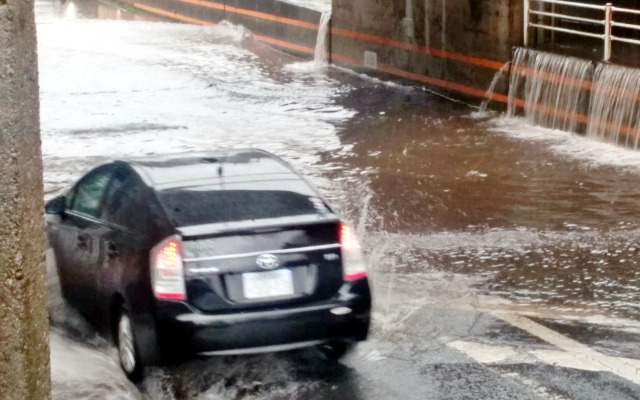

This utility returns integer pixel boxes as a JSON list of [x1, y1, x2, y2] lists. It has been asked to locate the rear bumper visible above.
[[154, 280, 371, 356]]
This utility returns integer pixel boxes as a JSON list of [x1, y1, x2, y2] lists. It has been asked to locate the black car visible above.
[[45, 149, 371, 380]]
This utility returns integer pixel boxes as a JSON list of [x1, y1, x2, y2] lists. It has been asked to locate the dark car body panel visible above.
[[46, 149, 371, 365], [156, 279, 371, 355]]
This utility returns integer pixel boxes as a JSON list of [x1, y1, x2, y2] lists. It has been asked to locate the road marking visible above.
[[448, 341, 518, 364], [454, 312, 640, 385]]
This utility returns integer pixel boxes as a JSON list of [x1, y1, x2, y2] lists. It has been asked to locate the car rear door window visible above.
[[158, 180, 331, 227], [69, 168, 113, 217], [101, 168, 152, 231]]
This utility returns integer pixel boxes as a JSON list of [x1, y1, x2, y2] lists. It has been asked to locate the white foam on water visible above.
[[467, 110, 497, 120], [210, 20, 254, 42], [330, 65, 415, 91], [283, 61, 329, 74], [489, 116, 640, 175], [50, 330, 140, 400]]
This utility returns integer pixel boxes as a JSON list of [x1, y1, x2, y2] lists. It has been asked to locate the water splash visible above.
[[64, 0, 77, 19], [50, 331, 140, 400], [586, 63, 640, 149], [507, 48, 593, 133], [479, 61, 510, 112], [314, 11, 331, 64]]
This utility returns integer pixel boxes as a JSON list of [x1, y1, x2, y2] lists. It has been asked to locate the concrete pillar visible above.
[[0, 0, 51, 398]]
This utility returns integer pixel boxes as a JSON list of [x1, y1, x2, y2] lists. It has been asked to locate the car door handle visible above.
[[107, 242, 120, 259], [77, 233, 90, 250]]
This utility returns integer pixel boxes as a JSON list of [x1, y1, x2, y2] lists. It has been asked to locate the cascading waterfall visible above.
[[507, 48, 593, 134], [314, 11, 331, 64], [587, 63, 640, 149], [505, 47, 640, 150], [479, 61, 510, 112]]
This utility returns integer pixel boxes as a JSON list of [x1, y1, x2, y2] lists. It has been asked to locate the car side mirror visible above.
[[45, 196, 66, 215]]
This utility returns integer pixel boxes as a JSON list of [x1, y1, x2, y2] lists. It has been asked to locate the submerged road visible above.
[[38, 0, 640, 398]]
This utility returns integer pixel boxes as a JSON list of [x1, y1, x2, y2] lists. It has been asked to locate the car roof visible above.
[[119, 149, 304, 190]]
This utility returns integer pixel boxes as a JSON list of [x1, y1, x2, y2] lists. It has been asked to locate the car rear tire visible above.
[[318, 341, 352, 360], [117, 306, 144, 382]]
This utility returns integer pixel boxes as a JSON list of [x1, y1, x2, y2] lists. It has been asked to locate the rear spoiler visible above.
[[177, 214, 340, 239]]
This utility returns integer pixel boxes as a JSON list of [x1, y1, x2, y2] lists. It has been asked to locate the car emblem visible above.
[[256, 254, 279, 270]]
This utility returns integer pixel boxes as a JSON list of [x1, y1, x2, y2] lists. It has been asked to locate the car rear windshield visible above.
[[157, 181, 331, 227]]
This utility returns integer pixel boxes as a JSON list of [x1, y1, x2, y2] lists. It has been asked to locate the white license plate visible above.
[[242, 269, 294, 299]]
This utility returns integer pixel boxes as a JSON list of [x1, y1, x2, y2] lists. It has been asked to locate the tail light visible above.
[[340, 224, 367, 281], [150, 235, 186, 301]]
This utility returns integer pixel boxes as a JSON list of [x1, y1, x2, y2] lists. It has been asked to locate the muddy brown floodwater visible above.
[[319, 84, 640, 321]]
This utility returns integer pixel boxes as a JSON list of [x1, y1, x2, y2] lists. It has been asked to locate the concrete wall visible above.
[[0, 0, 51, 398], [331, 0, 524, 105]]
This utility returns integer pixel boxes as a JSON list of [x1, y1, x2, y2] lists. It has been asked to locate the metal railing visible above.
[[524, 0, 640, 61]]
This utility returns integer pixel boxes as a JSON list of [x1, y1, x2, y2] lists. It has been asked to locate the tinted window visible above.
[[70, 168, 113, 217], [158, 181, 330, 227], [102, 168, 153, 230]]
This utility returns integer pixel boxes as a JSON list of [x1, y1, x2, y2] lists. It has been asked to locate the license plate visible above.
[[242, 269, 294, 299]]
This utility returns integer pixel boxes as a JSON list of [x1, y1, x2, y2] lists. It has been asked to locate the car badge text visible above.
[[189, 266, 221, 275], [256, 254, 279, 270]]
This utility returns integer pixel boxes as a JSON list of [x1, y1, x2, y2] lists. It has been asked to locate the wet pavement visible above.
[[37, 0, 640, 398]]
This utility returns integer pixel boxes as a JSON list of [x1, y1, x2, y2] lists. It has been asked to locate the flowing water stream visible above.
[[507, 47, 593, 133], [313, 11, 331, 64], [479, 62, 510, 112]]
